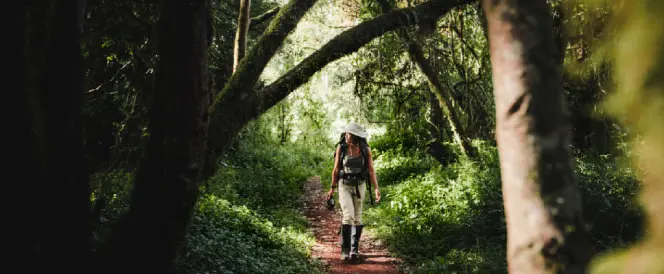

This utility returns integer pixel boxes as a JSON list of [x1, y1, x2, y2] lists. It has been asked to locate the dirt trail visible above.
[[302, 176, 403, 274]]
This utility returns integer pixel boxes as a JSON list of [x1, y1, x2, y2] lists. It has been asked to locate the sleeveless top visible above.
[[342, 153, 365, 184]]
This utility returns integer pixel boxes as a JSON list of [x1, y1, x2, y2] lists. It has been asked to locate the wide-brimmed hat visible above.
[[342, 122, 368, 139]]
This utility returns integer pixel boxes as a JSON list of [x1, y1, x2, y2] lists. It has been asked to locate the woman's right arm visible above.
[[327, 146, 342, 199], [331, 145, 341, 188]]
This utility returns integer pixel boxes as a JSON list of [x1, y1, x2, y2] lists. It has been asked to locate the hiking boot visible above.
[[340, 224, 352, 260], [350, 225, 364, 260]]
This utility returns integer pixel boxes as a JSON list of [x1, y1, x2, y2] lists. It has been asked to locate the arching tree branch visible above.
[[203, 0, 317, 179]]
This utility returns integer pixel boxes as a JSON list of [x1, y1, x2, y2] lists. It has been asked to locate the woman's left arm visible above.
[[367, 148, 381, 202]]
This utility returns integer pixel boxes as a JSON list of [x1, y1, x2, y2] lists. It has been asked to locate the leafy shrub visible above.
[[372, 147, 437, 186], [365, 141, 506, 272], [575, 154, 644, 250], [175, 195, 324, 274], [364, 136, 642, 273], [91, 124, 330, 273], [205, 127, 329, 212]]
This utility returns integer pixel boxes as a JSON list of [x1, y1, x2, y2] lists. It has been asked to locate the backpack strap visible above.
[[337, 143, 347, 171]]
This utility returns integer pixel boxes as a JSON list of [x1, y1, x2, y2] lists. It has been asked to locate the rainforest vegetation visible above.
[[15, 0, 664, 273]]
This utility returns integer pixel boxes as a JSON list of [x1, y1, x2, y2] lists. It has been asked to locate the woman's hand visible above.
[[374, 188, 381, 203], [326, 188, 335, 200]]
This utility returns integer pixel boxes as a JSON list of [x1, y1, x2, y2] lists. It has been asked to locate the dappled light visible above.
[[14, 0, 663, 273]]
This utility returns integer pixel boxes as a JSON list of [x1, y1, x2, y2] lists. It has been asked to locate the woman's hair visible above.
[[348, 133, 367, 147], [338, 132, 368, 147]]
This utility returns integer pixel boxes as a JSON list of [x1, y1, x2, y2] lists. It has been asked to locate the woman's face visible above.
[[345, 132, 353, 145]]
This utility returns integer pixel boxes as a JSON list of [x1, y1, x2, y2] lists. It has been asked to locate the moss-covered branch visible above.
[[203, 0, 317, 179], [257, 0, 473, 110], [249, 7, 280, 30]]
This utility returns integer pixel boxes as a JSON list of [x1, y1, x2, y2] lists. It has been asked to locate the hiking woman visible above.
[[326, 122, 381, 261]]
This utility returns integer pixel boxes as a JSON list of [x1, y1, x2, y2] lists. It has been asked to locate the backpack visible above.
[[333, 133, 374, 205]]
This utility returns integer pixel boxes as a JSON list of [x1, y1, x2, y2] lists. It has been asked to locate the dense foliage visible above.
[[23, 0, 659, 272], [360, 131, 642, 273], [91, 120, 331, 273]]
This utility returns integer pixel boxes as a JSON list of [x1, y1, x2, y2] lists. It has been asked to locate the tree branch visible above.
[[258, 0, 474, 116], [233, 0, 251, 72], [450, 24, 481, 61], [203, 0, 317, 179], [249, 7, 279, 30]]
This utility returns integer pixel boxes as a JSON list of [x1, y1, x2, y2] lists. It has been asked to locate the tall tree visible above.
[[94, 0, 212, 272], [233, 0, 251, 72], [482, 0, 592, 273]]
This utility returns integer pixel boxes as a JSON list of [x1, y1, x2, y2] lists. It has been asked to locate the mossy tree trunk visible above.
[[482, 0, 593, 273], [202, 0, 318, 179], [94, 0, 211, 272]]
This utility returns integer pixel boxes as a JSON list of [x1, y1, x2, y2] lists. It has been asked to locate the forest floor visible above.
[[302, 176, 404, 274]]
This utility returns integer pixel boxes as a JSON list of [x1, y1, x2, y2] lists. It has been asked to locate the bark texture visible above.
[[95, 0, 211, 272], [482, 0, 592, 273], [17, 1, 91, 273], [233, 0, 251, 72]]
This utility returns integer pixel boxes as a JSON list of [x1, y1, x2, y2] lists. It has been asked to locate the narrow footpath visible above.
[[302, 176, 403, 274]]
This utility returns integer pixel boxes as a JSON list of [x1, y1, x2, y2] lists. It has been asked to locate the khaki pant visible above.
[[338, 182, 366, 225]]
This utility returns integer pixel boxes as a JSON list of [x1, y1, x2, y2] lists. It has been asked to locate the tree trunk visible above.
[[233, 0, 251, 72], [426, 90, 456, 165], [378, 0, 476, 158], [16, 1, 91, 272], [482, 0, 592, 273], [94, 0, 211, 272]]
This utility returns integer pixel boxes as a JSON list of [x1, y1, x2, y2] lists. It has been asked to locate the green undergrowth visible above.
[[182, 129, 331, 273], [175, 195, 323, 274], [363, 136, 643, 273], [91, 128, 330, 273]]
